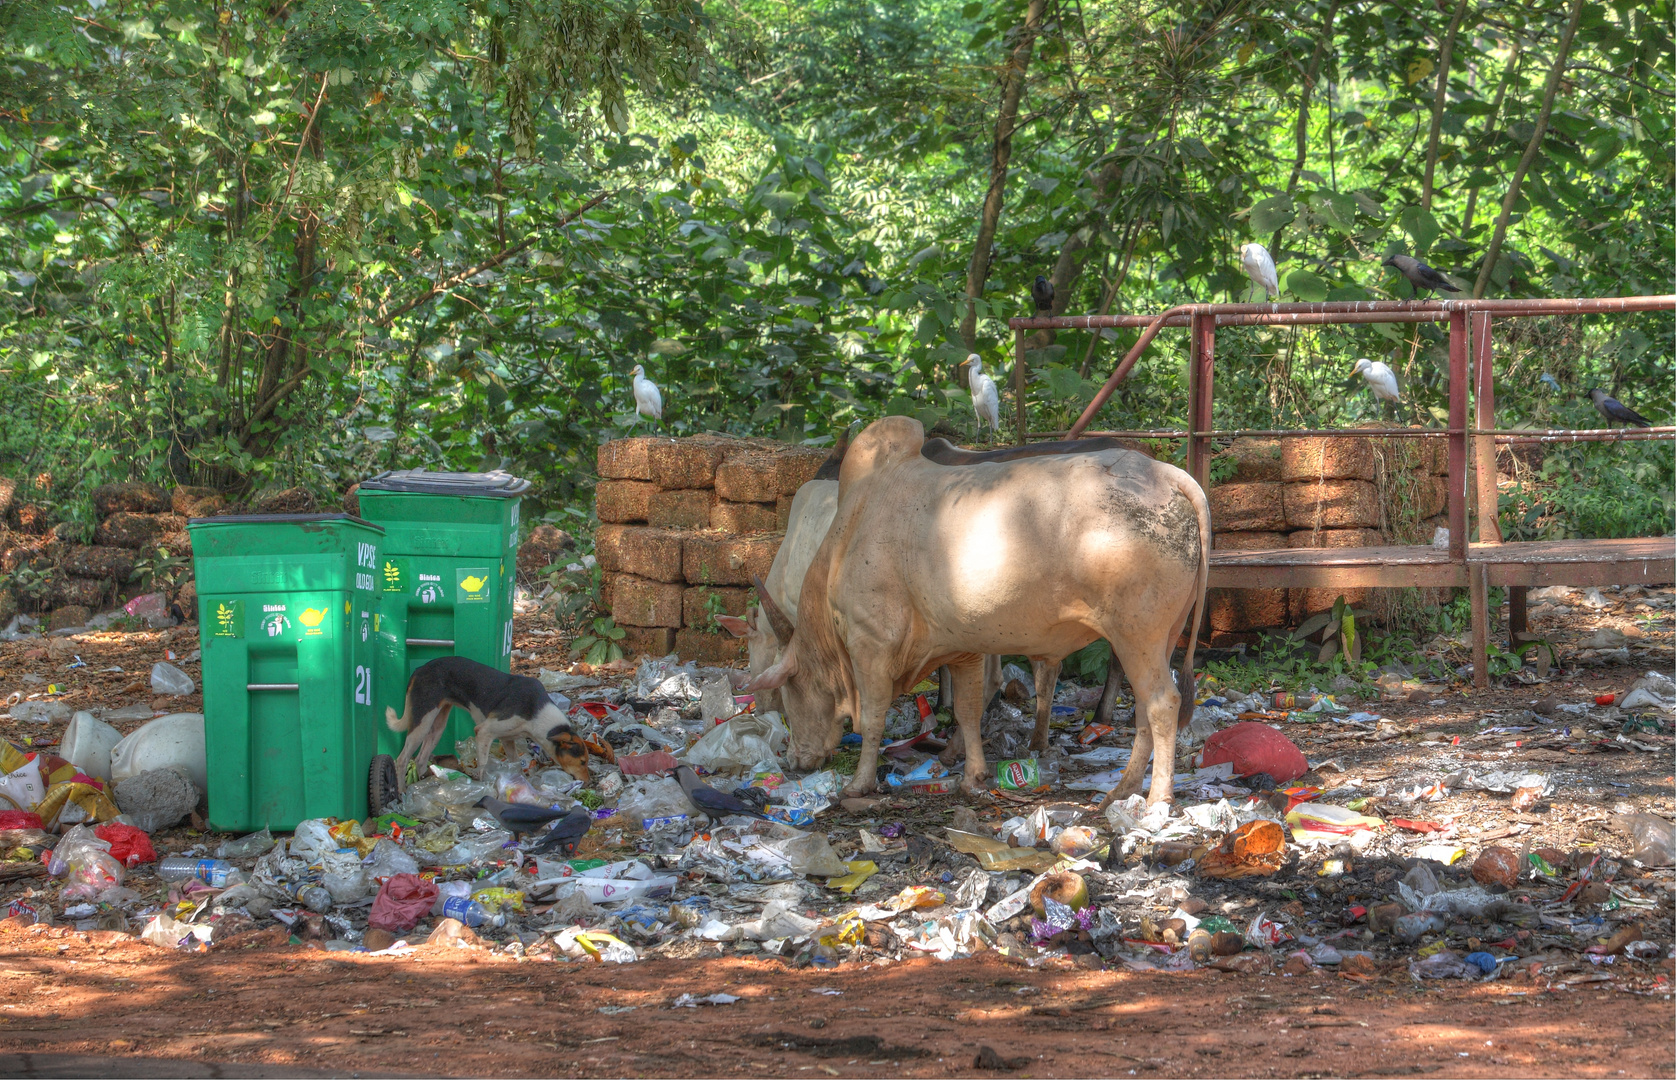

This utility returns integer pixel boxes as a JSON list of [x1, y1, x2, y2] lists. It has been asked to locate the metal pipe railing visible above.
[[1026, 426, 1676, 442]]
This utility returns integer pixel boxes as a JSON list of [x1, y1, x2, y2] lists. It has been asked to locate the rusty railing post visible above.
[[1014, 327, 1027, 446], [1450, 309, 1489, 688], [1188, 313, 1215, 489]]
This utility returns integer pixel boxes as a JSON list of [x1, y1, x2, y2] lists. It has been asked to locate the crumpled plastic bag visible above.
[[94, 822, 156, 867], [56, 824, 125, 900], [216, 828, 275, 860], [39, 780, 121, 830], [368, 873, 439, 932], [765, 832, 848, 877], [364, 838, 419, 880], [141, 911, 213, 948], [632, 656, 706, 701], [322, 848, 370, 903], [618, 775, 690, 827], [1200, 722, 1308, 782], [682, 711, 789, 776], [551, 925, 637, 963], [289, 819, 336, 863]]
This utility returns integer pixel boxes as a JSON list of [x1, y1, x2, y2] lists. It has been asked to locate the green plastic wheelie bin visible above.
[[356, 470, 529, 807], [188, 513, 384, 832]]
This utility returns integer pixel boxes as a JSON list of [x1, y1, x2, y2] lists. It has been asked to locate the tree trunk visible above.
[[1473, 0, 1583, 298], [1421, 0, 1474, 213], [1077, 222, 1140, 379], [1461, 37, 1523, 235], [959, 0, 1048, 352], [1271, 0, 1342, 252], [1024, 218, 1095, 349]]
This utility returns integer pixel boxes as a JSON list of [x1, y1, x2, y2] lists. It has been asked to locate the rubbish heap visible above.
[[3, 652, 1673, 988]]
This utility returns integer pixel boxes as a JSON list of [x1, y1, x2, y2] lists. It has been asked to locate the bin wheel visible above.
[[369, 754, 399, 817]]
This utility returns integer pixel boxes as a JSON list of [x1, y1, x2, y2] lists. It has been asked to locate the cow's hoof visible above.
[[937, 744, 964, 767], [842, 779, 878, 799]]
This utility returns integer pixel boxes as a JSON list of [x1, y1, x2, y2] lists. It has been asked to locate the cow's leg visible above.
[[950, 658, 989, 793], [1093, 643, 1124, 726], [936, 665, 953, 712], [843, 671, 899, 798], [1099, 638, 1180, 807], [1028, 659, 1059, 751]]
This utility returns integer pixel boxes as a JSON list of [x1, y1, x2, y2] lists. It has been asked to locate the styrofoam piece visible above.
[[110, 713, 207, 795], [61, 711, 123, 782]]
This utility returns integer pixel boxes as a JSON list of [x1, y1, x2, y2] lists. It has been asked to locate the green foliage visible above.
[[1500, 440, 1674, 540], [130, 547, 190, 595], [0, 0, 1669, 528], [570, 615, 626, 665]]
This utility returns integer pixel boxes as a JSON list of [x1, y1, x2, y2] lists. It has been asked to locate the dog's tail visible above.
[[385, 682, 415, 733]]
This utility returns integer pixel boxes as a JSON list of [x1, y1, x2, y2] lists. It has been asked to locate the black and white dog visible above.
[[385, 656, 608, 790]]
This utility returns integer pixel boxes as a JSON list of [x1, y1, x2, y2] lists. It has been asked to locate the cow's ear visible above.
[[714, 615, 751, 638], [742, 643, 797, 691]]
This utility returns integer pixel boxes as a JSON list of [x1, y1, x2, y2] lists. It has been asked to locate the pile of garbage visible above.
[[3, 654, 1672, 986]]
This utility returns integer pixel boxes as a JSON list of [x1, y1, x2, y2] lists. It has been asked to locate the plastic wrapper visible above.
[[216, 828, 275, 860], [436, 830, 515, 866], [94, 822, 156, 867], [617, 776, 690, 829], [682, 711, 789, 776], [1409, 950, 1481, 980], [552, 926, 637, 963], [369, 873, 439, 932], [364, 838, 420, 880], [766, 832, 849, 877], [322, 848, 370, 903], [149, 662, 195, 696], [1285, 803, 1383, 850], [559, 860, 677, 905], [289, 819, 336, 863]]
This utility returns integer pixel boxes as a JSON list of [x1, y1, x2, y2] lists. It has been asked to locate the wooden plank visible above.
[[1207, 538, 1673, 590]]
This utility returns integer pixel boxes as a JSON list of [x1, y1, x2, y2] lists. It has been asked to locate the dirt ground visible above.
[[0, 924, 1671, 1078], [0, 586, 1673, 1078]]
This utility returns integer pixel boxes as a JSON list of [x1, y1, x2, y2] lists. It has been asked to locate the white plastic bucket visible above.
[[110, 713, 207, 795], [61, 712, 123, 782]]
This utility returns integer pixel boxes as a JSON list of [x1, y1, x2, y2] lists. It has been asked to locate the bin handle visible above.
[[246, 683, 300, 691], [405, 638, 455, 647]]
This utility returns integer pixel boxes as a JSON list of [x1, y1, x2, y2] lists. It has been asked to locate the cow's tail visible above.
[[1175, 476, 1212, 728]]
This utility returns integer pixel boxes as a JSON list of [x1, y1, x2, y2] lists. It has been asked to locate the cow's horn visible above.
[[751, 574, 795, 643]]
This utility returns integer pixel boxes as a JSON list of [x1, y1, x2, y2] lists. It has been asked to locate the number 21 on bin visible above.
[[353, 664, 371, 705]]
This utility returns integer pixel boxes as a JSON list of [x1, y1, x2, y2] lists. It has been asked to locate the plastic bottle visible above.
[[995, 756, 1059, 791], [432, 880, 472, 913], [438, 894, 497, 929], [157, 857, 242, 887], [1621, 813, 1675, 865]]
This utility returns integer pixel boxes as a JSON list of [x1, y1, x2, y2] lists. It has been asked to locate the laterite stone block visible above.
[[674, 628, 747, 664], [683, 585, 751, 629], [597, 437, 660, 481], [1212, 531, 1288, 552], [619, 626, 676, 658], [1219, 438, 1283, 483], [1282, 479, 1379, 530], [1281, 436, 1376, 482], [650, 439, 726, 490], [594, 526, 684, 583], [1290, 587, 1375, 621], [1208, 482, 1286, 533], [683, 533, 778, 588], [1285, 528, 1384, 549], [647, 489, 714, 530], [595, 480, 656, 524], [1207, 587, 1290, 633], [710, 501, 778, 535], [610, 575, 685, 628]]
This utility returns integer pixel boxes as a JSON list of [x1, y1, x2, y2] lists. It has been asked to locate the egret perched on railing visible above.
[[1349, 358, 1401, 418], [959, 353, 1001, 440], [1240, 242, 1279, 300], [629, 364, 663, 427]]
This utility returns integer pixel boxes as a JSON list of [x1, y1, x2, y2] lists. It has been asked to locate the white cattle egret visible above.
[[1240, 242, 1279, 300], [629, 363, 663, 424], [959, 354, 1001, 439], [1349, 358, 1400, 405]]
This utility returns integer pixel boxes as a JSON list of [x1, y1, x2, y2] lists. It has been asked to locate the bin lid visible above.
[[188, 512, 385, 532], [358, 469, 530, 498]]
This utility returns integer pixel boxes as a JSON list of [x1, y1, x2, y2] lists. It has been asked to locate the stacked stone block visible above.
[[1206, 433, 1450, 638], [595, 436, 827, 660]]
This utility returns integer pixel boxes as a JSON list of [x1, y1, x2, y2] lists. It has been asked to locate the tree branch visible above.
[[1473, 0, 1583, 298], [1421, 0, 1473, 214], [372, 188, 614, 329]]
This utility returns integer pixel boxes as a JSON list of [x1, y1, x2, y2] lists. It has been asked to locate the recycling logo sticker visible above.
[[457, 567, 491, 604]]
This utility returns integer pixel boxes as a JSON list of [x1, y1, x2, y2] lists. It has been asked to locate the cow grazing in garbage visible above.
[[744, 416, 1209, 807]]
